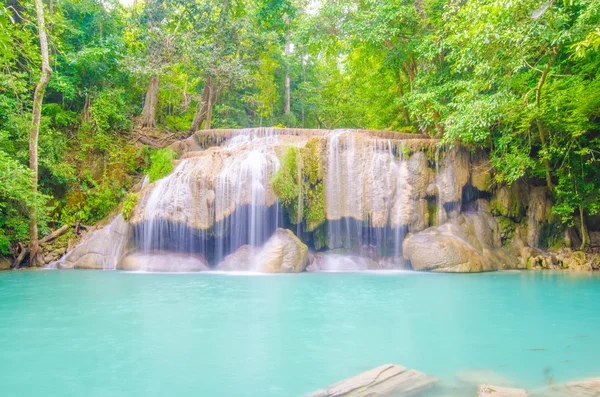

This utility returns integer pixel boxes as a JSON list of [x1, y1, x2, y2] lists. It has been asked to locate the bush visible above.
[[148, 148, 176, 182], [121, 192, 139, 221], [90, 88, 133, 134]]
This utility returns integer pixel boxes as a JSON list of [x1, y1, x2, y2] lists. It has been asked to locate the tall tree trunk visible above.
[[579, 205, 589, 250], [284, 15, 291, 114], [535, 49, 560, 191], [140, 75, 160, 128], [29, 0, 53, 267]]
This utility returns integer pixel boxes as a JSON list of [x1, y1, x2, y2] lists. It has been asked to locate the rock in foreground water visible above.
[[304, 364, 437, 397], [478, 385, 528, 397], [531, 377, 600, 396]]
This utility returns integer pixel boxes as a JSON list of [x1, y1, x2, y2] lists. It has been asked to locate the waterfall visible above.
[[128, 128, 448, 268], [132, 128, 283, 264], [323, 131, 410, 261]]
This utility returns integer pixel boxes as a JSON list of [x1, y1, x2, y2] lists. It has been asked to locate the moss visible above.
[[427, 199, 437, 227], [271, 140, 326, 231], [121, 192, 139, 221], [497, 216, 516, 244]]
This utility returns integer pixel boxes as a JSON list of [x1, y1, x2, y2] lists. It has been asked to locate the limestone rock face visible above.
[[118, 252, 209, 272], [57, 215, 129, 270], [303, 364, 437, 397], [217, 228, 308, 273], [531, 377, 600, 396], [471, 154, 493, 193], [479, 385, 528, 397], [403, 211, 519, 272]]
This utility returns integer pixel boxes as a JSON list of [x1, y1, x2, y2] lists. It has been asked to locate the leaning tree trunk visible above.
[[140, 75, 160, 128], [29, 0, 53, 267], [204, 80, 214, 130], [189, 76, 212, 133]]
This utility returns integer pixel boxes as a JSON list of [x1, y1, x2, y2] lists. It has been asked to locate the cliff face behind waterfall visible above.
[[53, 128, 600, 273]]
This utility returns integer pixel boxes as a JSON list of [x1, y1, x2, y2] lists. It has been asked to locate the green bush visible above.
[[121, 192, 139, 221], [148, 148, 176, 182], [90, 89, 133, 134]]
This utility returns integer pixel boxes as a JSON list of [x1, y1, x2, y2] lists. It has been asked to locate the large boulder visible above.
[[217, 228, 308, 273], [304, 364, 437, 397], [118, 252, 209, 272], [403, 211, 518, 272], [57, 215, 129, 270]]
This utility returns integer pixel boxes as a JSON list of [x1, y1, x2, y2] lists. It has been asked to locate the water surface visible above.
[[1, 270, 599, 396]]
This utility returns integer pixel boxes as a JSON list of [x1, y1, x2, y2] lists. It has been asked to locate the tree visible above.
[[29, 0, 53, 266]]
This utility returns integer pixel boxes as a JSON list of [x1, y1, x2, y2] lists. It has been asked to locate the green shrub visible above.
[[271, 139, 326, 231], [148, 148, 176, 182], [121, 192, 139, 221], [90, 88, 133, 134]]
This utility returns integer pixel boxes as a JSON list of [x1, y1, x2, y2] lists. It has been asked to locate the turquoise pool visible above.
[[1, 270, 599, 396]]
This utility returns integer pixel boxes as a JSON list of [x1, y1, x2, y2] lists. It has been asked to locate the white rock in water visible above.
[[531, 377, 600, 396], [217, 228, 308, 273], [478, 385, 528, 397], [303, 364, 437, 397]]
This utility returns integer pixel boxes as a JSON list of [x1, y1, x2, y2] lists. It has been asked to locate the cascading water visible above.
[[126, 128, 458, 269], [323, 131, 411, 262], [131, 128, 284, 264]]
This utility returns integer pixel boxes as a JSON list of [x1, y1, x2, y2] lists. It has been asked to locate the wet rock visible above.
[[471, 156, 493, 193], [403, 211, 519, 272], [304, 364, 437, 397], [118, 252, 209, 272], [0, 256, 10, 270], [217, 228, 308, 273], [56, 215, 129, 270], [259, 228, 308, 273], [531, 377, 600, 396], [217, 245, 259, 271], [437, 147, 470, 205], [479, 385, 528, 397], [490, 181, 529, 221]]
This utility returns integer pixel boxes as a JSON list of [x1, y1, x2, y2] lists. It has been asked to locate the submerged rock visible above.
[[531, 377, 600, 396], [217, 228, 308, 272], [56, 215, 129, 270], [118, 252, 209, 272], [478, 385, 528, 397], [304, 364, 437, 397]]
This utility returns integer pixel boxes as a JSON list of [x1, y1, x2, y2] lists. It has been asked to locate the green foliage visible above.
[[271, 147, 300, 206], [271, 139, 325, 230], [121, 192, 139, 221], [148, 148, 176, 182], [90, 89, 133, 134], [0, 152, 50, 254]]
